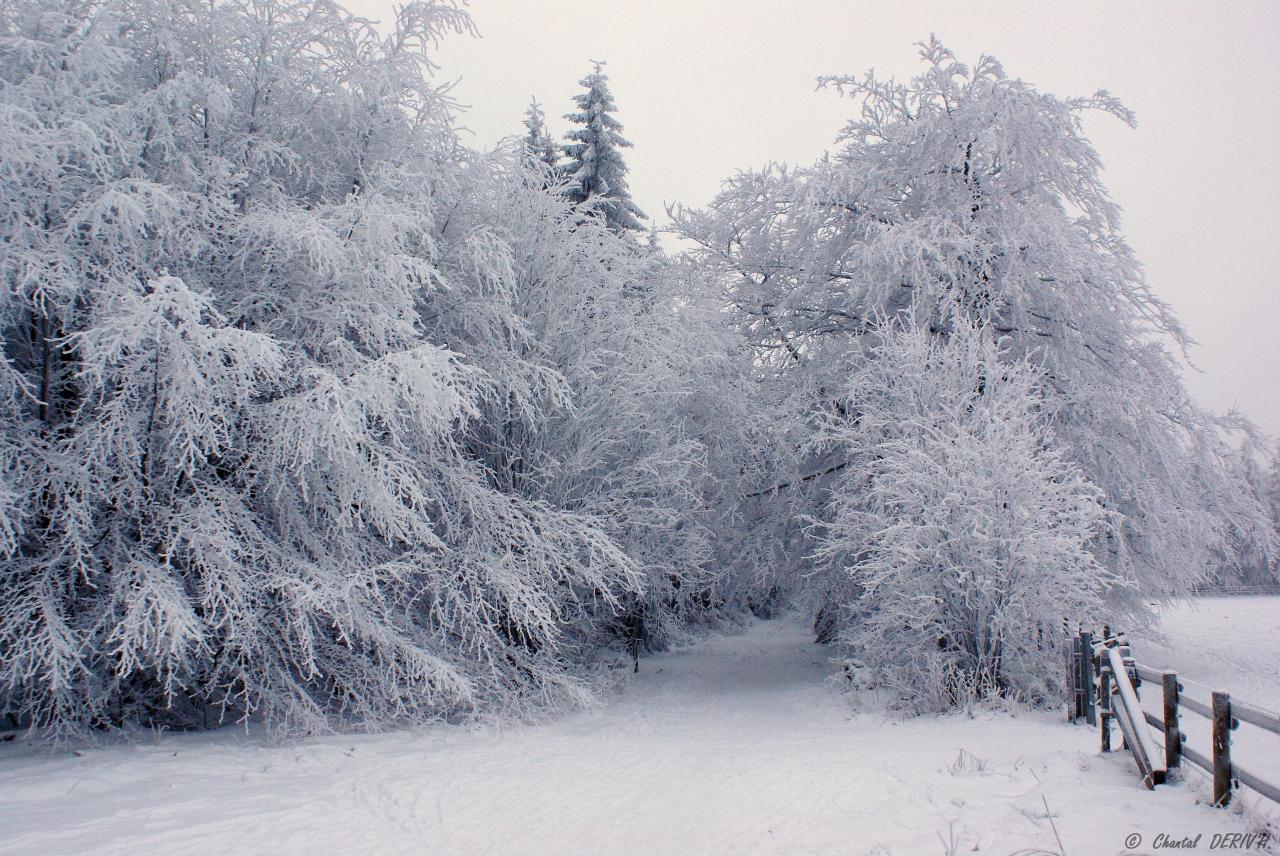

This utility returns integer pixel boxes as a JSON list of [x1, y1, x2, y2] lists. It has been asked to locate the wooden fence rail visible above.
[[1100, 643, 1165, 789], [1190, 583, 1280, 597], [1067, 631, 1280, 808]]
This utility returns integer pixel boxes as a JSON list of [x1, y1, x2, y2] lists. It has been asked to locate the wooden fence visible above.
[[1067, 629, 1280, 807], [1190, 583, 1280, 598]]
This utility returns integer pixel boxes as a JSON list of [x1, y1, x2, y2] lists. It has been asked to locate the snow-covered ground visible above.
[[1, 611, 1274, 856]]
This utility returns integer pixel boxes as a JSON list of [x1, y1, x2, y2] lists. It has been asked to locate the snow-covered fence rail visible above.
[[1067, 631, 1164, 788], [1068, 630, 1280, 807], [1190, 583, 1280, 598], [1100, 643, 1166, 789]]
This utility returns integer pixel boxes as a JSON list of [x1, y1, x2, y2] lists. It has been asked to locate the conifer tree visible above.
[[521, 97, 559, 173], [563, 61, 646, 233], [646, 223, 662, 255]]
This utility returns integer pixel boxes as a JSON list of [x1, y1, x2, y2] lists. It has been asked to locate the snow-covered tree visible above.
[[815, 319, 1112, 709], [1269, 444, 1280, 531], [420, 152, 762, 658], [1220, 443, 1280, 586], [12, 0, 1264, 740], [665, 254, 800, 616], [563, 61, 646, 233], [677, 38, 1275, 622], [521, 97, 559, 173], [0, 0, 665, 738]]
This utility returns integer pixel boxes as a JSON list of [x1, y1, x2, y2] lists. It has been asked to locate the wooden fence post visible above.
[[1065, 642, 1071, 721], [1064, 637, 1075, 716], [1081, 631, 1095, 725], [1212, 691, 1232, 806], [1099, 667, 1112, 751], [1068, 636, 1080, 721], [1162, 672, 1180, 771]]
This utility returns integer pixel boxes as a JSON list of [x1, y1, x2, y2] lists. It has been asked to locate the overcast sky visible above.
[[352, 0, 1280, 436]]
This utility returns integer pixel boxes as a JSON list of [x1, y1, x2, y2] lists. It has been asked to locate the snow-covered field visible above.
[[1, 608, 1275, 856], [1134, 596, 1280, 822], [1136, 596, 1280, 717]]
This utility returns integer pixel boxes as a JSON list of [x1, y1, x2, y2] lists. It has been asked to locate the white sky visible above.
[[354, 0, 1280, 436]]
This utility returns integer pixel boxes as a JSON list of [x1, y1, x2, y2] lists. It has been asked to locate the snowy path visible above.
[[0, 613, 1265, 855]]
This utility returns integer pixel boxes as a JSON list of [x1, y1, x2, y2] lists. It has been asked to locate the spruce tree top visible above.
[[522, 97, 559, 172], [563, 61, 646, 233]]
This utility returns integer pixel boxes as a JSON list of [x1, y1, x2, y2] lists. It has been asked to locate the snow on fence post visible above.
[[1212, 691, 1233, 807], [1162, 672, 1181, 771]]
